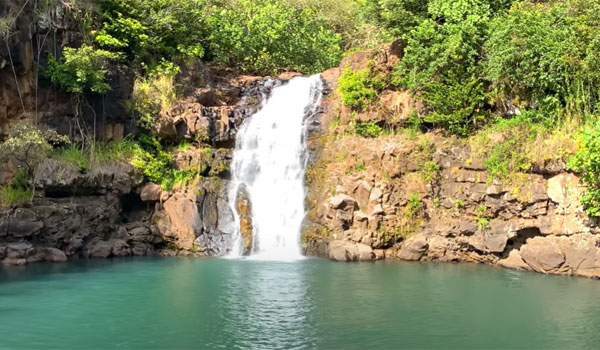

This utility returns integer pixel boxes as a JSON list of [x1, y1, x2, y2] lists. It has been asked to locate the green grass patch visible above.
[[354, 121, 383, 138], [0, 171, 33, 207]]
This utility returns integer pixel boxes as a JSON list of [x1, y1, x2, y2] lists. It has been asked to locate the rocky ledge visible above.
[[304, 132, 600, 278]]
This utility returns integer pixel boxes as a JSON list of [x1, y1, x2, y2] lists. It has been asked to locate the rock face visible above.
[[304, 43, 600, 279], [235, 187, 253, 255], [304, 130, 600, 278], [0, 160, 166, 265]]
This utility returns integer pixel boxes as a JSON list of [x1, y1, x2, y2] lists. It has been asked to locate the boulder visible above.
[[519, 235, 600, 277], [131, 242, 153, 256], [140, 183, 162, 202], [162, 192, 202, 250], [520, 237, 566, 273], [88, 241, 113, 259], [468, 220, 520, 253], [374, 249, 386, 260], [497, 250, 531, 271], [34, 159, 142, 195], [329, 195, 357, 210], [328, 240, 375, 262], [537, 212, 586, 236], [0, 208, 44, 238], [547, 173, 580, 206], [111, 239, 131, 257], [27, 247, 67, 263], [2, 242, 33, 265], [397, 236, 428, 261], [328, 195, 357, 230], [6, 242, 33, 259], [352, 182, 372, 211]]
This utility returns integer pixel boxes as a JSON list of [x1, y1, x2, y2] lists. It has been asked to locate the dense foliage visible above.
[[388, 0, 600, 134], [485, 1, 600, 124], [569, 125, 600, 217], [0, 124, 68, 207], [93, 0, 343, 75], [207, 0, 341, 74]]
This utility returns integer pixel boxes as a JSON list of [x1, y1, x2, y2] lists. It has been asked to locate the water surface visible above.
[[1, 258, 600, 349]]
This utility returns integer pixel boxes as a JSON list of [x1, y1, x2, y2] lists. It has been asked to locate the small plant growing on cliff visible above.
[[476, 217, 490, 231], [476, 205, 490, 230], [421, 160, 440, 184], [569, 124, 600, 217], [338, 67, 384, 111], [406, 193, 423, 218], [354, 121, 383, 138], [454, 199, 465, 209]]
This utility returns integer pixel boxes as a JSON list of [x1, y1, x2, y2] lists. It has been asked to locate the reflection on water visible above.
[[220, 261, 315, 349], [2, 258, 600, 349]]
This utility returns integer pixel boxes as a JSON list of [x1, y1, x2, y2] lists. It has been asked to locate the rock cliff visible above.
[[304, 43, 600, 279]]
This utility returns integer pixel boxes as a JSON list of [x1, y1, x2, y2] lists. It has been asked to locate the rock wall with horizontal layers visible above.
[[304, 43, 600, 279]]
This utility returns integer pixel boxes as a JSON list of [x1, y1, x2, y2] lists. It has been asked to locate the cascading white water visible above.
[[228, 75, 323, 260]]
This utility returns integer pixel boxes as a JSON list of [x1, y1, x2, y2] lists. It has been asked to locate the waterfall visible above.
[[228, 75, 324, 260]]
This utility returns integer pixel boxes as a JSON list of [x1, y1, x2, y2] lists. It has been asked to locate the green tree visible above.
[[46, 45, 119, 94], [96, 0, 208, 65]]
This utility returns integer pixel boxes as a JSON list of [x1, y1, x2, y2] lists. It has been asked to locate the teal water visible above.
[[1, 258, 600, 349]]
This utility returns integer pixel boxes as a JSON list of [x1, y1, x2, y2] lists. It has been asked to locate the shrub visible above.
[[421, 161, 440, 183], [395, 11, 488, 135], [54, 140, 142, 171], [129, 135, 196, 191], [0, 123, 69, 178], [392, 0, 517, 135], [471, 113, 577, 182], [354, 121, 383, 138], [129, 62, 179, 129], [406, 193, 423, 218], [0, 186, 33, 207], [53, 136, 196, 191], [338, 67, 385, 111], [46, 45, 119, 94], [96, 0, 343, 75], [568, 124, 600, 217]]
